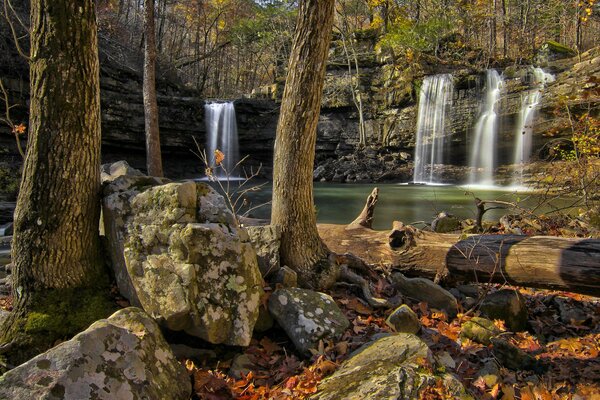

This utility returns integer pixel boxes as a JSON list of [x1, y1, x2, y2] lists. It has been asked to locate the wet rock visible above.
[[268, 288, 349, 355], [480, 290, 528, 332], [0, 307, 191, 400], [391, 273, 458, 317], [246, 225, 281, 278], [456, 284, 480, 298], [311, 334, 472, 400], [432, 212, 462, 233], [460, 317, 500, 345], [103, 178, 263, 346], [385, 304, 421, 334]]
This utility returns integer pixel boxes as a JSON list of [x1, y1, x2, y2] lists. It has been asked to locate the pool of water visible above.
[[215, 182, 578, 231]]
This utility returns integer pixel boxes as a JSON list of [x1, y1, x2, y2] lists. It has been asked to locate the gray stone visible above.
[[456, 284, 480, 298], [169, 344, 216, 360], [385, 304, 421, 334], [246, 225, 281, 278], [103, 180, 263, 346], [460, 317, 500, 345], [553, 297, 588, 325], [474, 359, 500, 387], [480, 290, 528, 332], [101, 160, 145, 183], [268, 288, 349, 355], [491, 337, 541, 372], [228, 354, 254, 379], [311, 334, 473, 400], [0, 307, 191, 400], [432, 212, 462, 233], [391, 273, 459, 318], [273, 266, 298, 287]]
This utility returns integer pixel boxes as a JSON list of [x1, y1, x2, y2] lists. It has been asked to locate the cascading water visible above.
[[469, 69, 504, 186], [512, 68, 555, 185], [204, 101, 240, 176], [413, 74, 454, 184]]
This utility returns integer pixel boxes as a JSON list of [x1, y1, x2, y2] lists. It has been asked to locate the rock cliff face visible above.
[[1, 12, 597, 183]]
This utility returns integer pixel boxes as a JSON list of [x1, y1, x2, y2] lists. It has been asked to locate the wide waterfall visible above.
[[469, 70, 504, 186], [204, 101, 240, 176], [413, 74, 454, 184], [512, 68, 555, 184]]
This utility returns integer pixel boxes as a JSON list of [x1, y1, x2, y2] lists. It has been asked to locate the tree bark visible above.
[[0, 0, 112, 368], [319, 224, 600, 297], [271, 0, 335, 289], [143, 0, 163, 177]]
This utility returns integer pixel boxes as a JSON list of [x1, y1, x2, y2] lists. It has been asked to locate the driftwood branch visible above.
[[347, 187, 378, 230]]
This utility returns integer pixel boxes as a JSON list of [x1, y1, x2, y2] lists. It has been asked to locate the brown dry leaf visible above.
[[214, 149, 225, 165], [335, 341, 349, 355], [500, 384, 516, 400], [260, 337, 282, 355], [344, 297, 372, 315]]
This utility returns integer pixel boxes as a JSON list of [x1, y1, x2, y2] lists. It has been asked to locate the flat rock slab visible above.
[[0, 307, 191, 400], [268, 288, 349, 355]]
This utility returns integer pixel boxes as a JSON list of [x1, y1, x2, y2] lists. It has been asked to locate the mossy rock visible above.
[[460, 317, 500, 345]]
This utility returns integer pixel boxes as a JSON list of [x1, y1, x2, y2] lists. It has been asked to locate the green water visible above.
[[224, 183, 578, 230]]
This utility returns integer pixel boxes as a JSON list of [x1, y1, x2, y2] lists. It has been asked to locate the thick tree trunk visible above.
[[0, 0, 112, 368], [319, 224, 600, 297], [271, 0, 335, 289], [143, 0, 163, 177]]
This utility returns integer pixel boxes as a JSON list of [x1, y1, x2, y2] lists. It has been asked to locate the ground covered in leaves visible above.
[[174, 278, 599, 400]]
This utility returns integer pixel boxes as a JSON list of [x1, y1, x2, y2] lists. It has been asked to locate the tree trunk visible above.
[[0, 0, 113, 368], [271, 0, 335, 289], [143, 0, 163, 177], [319, 224, 600, 297]]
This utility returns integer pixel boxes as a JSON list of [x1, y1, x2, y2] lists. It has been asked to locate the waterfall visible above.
[[204, 101, 240, 176], [469, 69, 504, 186], [413, 74, 454, 184], [512, 68, 555, 184]]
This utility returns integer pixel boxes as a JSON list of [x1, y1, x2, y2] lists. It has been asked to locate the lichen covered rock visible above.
[[460, 317, 500, 345], [245, 225, 281, 278], [0, 307, 191, 400], [102, 174, 263, 346], [311, 334, 472, 400], [268, 288, 349, 355]]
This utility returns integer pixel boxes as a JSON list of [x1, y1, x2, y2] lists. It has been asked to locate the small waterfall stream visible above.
[[469, 70, 504, 186], [413, 74, 454, 184], [204, 101, 240, 176], [512, 68, 555, 185]]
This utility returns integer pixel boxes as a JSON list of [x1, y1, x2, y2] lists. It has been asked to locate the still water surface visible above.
[[222, 182, 577, 230]]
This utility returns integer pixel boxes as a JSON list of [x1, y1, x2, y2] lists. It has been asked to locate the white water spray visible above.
[[413, 74, 454, 184], [469, 70, 504, 186], [204, 101, 240, 176]]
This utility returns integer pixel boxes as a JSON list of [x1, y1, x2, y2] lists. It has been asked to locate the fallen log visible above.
[[319, 223, 600, 297]]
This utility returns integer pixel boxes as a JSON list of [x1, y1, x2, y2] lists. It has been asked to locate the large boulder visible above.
[[102, 170, 263, 346], [311, 334, 473, 400], [268, 288, 349, 355], [0, 307, 191, 400], [245, 225, 281, 278]]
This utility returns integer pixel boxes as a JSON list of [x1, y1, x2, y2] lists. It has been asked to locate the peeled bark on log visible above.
[[318, 223, 600, 297], [346, 187, 378, 230]]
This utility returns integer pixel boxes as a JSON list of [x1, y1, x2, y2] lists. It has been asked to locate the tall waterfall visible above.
[[204, 101, 240, 176], [469, 70, 504, 186], [413, 74, 454, 184], [512, 68, 555, 183]]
